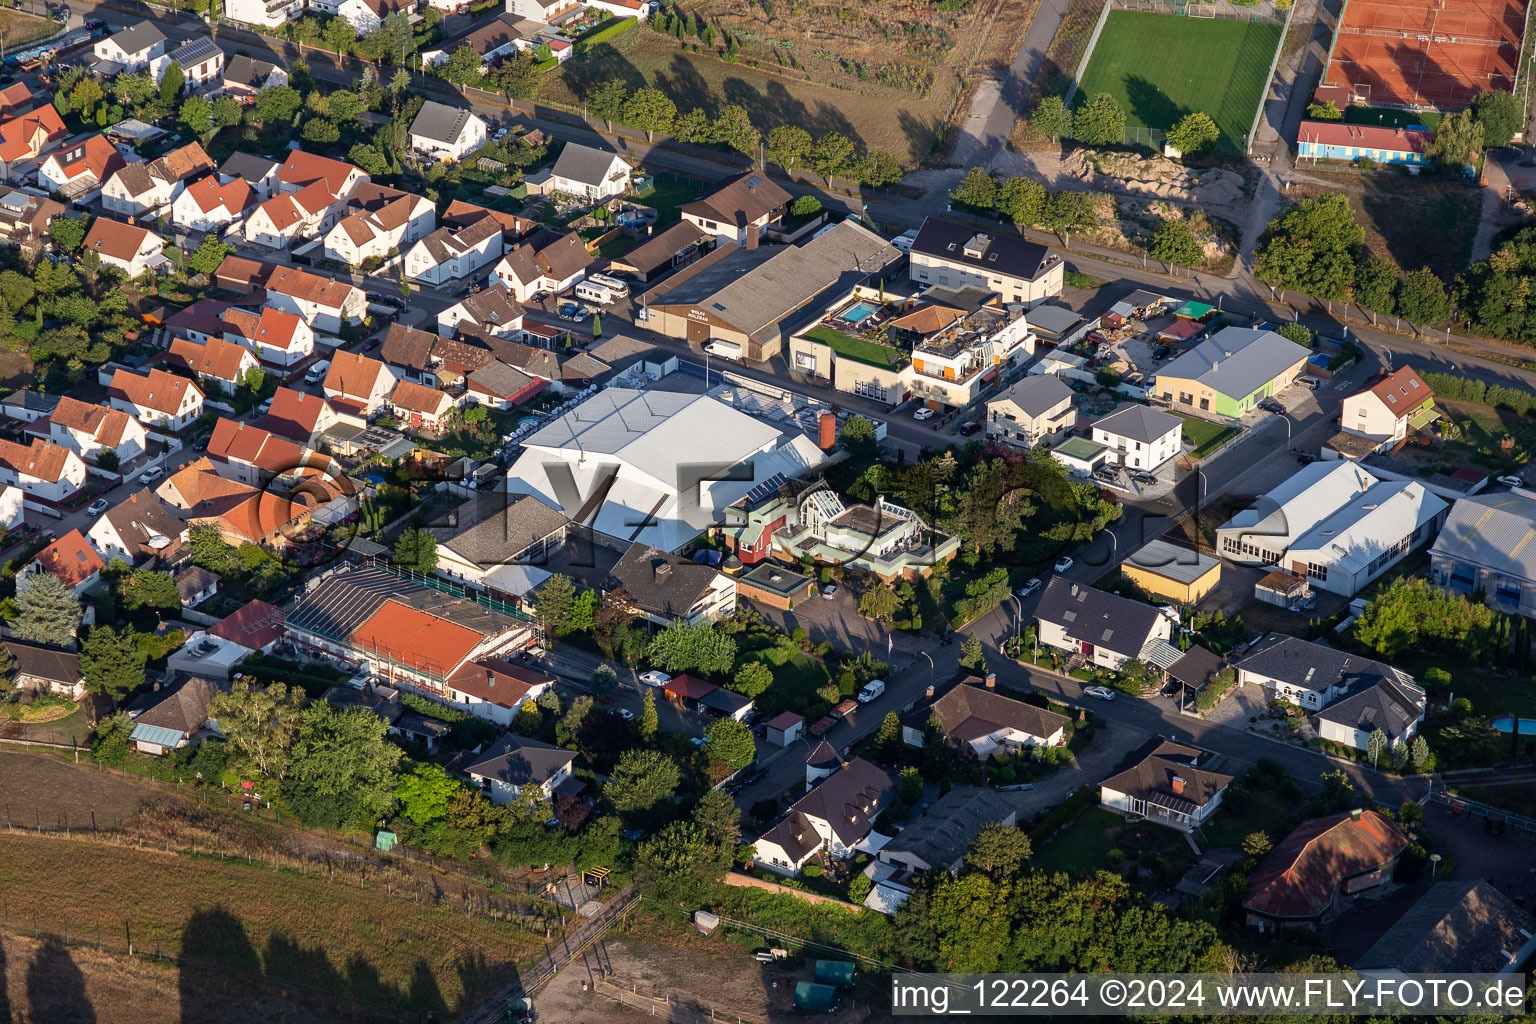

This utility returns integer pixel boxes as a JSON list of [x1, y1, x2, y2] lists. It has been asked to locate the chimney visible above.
[[1171, 775, 1185, 796], [984, 673, 996, 689], [746, 227, 759, 251], [818, 411, 836, 451], [1350, 808, 1363, 822], [655, 561, 671, 580]]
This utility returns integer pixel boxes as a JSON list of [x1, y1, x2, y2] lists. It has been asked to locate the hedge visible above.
[[1029, 784, 1094, 847], [574, 16, 636, 53], [1423, 371, 1536, 417]]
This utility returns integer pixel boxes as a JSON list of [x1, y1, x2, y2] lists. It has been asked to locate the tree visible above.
[[671, 107, 709, 143], [874, 710, 903, 760], [209, 679, 305, 779], [13, 573, 80, 646], [587, 79, 629, 129], [301, 117, 340, 144], [789, 195, 822, 218], [1354, 576, 1497, 662], [439, 45, 487, 86], [692, 787, 740, 858], [349, 142, 391, 177], [158, 61, 185, 103], [512, 699, 542, 736], [636, 820, 722, 903], [49, 215, 89, 252], [532, 573, 577, 635], [1147, 219, 1201, 267], [604, 748, 679, 823], [1165, 111, 1219, 155], [79, 626, 147, 702], [211, 95, 243, 130], [392, 527, 438, 572], [1472, 88, 1521, 148], [941, 458, 1033, 560], [1352, 256, 1398, 322], [1042, 190, 1096, 246], [393, 760, 461, 845], [964, 822, 1032, 880], [1030, 95, 1073, 142], [840, 414, 876, 457], [622, 87, 676, 141], [1426, 108, 1482, 169], [645, 620, 737, 675], [638, 686, 658, 741], [119, 568, 180, 613], [1396, 267, 1451, 327], [534, 41, 553, 62], [703, 717, 755, 772], [810, 131, 856, 181], [766, 125, 812, 171], [284, 703, 402, 828], [187, 235, 233, 277], [1367, 728, 1389, 768], [952, 166, 997, 210], [959, 632, 985, 672], [1254, 193, 1363, 304], [858, 583, 900, 621], [730, 660, 774, 698], [929, 873, 1011, 971], [1072, 93, 1125, 146], [253, 84, 302, 124], [367, 11, 414, 65], [1411, 735, 1431, 771], [1275, 322, 1313, 347], [1306, 99, 1343, 120], [997, 177, 1046, 229], [856, 149, 902, 186], [493, 53, 542, 101], [179, 95, 214, 138], [709, 104, 759, 155]]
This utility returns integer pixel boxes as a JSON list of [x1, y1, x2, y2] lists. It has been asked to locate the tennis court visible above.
[[1321, 0, 1529, 109], [1074, 11, 1283, 148]]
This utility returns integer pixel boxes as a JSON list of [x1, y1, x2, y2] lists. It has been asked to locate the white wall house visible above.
[[0, 438, 87, 503], [108, 368, 205, 430], [908, 217, 1064, 308], [221, 307, 315, 377], [753, 759, 893, 876], [92, 21, 167, 71], [1337, 365, 1438, 452], [321, 187, 435, 267], [83, 219, 165, 277], [1099, 741, 1232, 832], [243, 181, 336, 249], [323, 352, 398, 417], [47, 396, 147, 466], [405, 218, 505, 284], [547, 143, 630, 201], [223, 0, 304, 28], [1091, 403, 1183, 471], [409, 101, 488, 162], [1236, 633, 1417, 711], [150, 38, 225, 93], [171, 174, 259, 233], [1034, 576, 1172, 672], [261, 266, 366, 334], [463, 733, 575, 803]]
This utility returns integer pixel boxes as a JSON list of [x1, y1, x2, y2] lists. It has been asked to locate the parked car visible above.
[[958, 420, 983, 436], [557, 304, 577, 320], [1296, 452, 1318, 465], [913, 407, 935, 421], [1259, 398, 1284, 413], [638, 670, 671, 687], [194, 434, 211, 450], [363, 337, 381, 351], [1160, 679, 1182, 697], [821, 583, 838, 600], [257, 398, 273, 415], [86, 498, 109, 516], [138, 466, 164, 484], [1300, 375, 1322, 390], [1017, 577, 1042, 598], [615, 708, 635, 721], [1131, 471, 1157, 485], [1151, 345, 1170, 360], [1499, 475, 1526, 488], [1083, 685, 1116, 701], [1054, 556, 1074, 572]]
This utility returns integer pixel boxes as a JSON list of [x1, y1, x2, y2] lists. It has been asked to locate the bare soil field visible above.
[[1285, 170, 1483, 281], [0, 346, 33, 390], [0, 751, 158, 831]]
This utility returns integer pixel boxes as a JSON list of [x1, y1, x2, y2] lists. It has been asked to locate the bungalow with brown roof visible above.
[[681, 171, 791, 247], [443, 657, 555, 727], [128, 676, 219, 756], [901, 673, 1069, 755], [1244, 809, 1409, 932], [437, 283, 526, 340], [83, 219, 166, 277], [1099, 739, 1233, 832], [753, 757, 894, 876], [210, 598, 286, 651], [87, 487, 186, 564], [5, 640, 84, 698]]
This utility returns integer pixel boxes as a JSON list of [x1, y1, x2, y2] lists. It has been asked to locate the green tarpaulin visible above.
[[794, 982, 839, 1011], [814, 960, 856, 987], [1174, 300, 1216, 320]]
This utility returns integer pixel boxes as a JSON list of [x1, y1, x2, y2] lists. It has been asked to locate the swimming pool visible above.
[[1491, 716, 1536, 735], [839, 300, 882, 324]]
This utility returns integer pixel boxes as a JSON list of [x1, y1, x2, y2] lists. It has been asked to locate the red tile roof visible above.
[[210, 598, 286, 650], [31, 529, 103, 587], [109, 367, 200, 416], [262, 387, 332, 440], [180, 173, 259, 217], [1366, 365, 1433, 414], [446, 657, 553, 708], [391, 380, 451, 415], [263, 266, 357, 310], [1245, 810, 1409, 920], [47, 133, 124, 183], [276, 150, 363, 196], [49, 396, 132, 447], [351, 602, 483, 677], [324, 351, 391, 400], [0, 438, 77, 483], [252, 307, 305, 352], [1297, 119, 1431, 155], [84, 218, 161, 263], [161, 456, 256, 509], [168, 336, 253, 382]]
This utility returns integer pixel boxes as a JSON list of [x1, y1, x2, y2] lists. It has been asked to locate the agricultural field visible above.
[[1284, 173, 1483, 280], [0, 9, 57, 52], [1073, 11, 1282, 149]]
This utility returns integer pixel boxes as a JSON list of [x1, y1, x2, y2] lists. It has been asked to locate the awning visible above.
[[1408, 404, 1440, 430], [130, 723, 184, 748], [1174, 300, 1215, 320], [1140, 638, 1185, 671], [853, 830, 892, 856]]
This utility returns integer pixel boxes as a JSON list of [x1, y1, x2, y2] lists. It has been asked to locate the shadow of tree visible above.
[[25, 937, 96, 1024]]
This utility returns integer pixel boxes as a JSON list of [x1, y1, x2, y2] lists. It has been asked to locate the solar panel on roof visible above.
[[743, 472, 787, 507], [744, 175, 762, 187]]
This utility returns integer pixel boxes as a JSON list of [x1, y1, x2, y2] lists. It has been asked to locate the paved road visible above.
[[953, 0, 1072, 173]]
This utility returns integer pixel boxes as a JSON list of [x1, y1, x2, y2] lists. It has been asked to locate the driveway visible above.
[[999, 715, 1154, 825], [747, 585, 931, 658]]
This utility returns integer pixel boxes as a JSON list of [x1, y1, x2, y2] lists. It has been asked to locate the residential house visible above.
[[379, 323, 447, 384], [261, 265, 367, 333], [409, 101, 488, 162], [489, 230, 592, 303], [322, 183, 436, 266], [680, 171, 790, 247], [224, 0, 304, 29], [104, 144, 219, 217], [283, 563, 538, 697], [903, 674, 1069, 755], [87, 488, 187, 564], [908, 217, 1064, 307], [1121, 538, 1222, 605], [603, 543, 737, 626], [210, 599, 285, 654], [506, 0, 580, 23], [1314, 677, 1427, 753], [0, 106, 68, 183], [1034, 576, 1174, 672], [1099, 739, 1232, 832], [262, 387, 341, 445], [205, 418, 340, 488], [1216, 460, 1448, 596], [168, 336, 260, 400], [405, 214, 510, 285], [0, 390, 57, 424], [466, 361, 542, 410], [318, 0, 412, 33], [0, 188, 64, 246], [170, 173, 259, 233], [474, 336, 608, 396], [444, 658, 555, 727], [1355, 880, 1536, 974], [220, 305, 315, 377], [1155, 327, 1311, 418], [1245, 810, 1409, 931], [0, 438, 87, 503], [437, 284, 526, 339], [46, 395, 147, 467], [92, 21, 168, 72], [36, 135, 126, 199], [985, 374, 1076, 448], [5, 641, 84, 699], [0, 83, 34, 119], [1235, 632, 1416, 710], [606, 221, 711, 282], [150, 37, 225, 93], [902, 300, 1036, 411], [274, 149, 369, 201], [1296, 120, 1432, 166], [464, 733, 577, 803], [643, 222, 902, 362], [766, 484, 960, 581], [547, 143, 630, 200], [419, 12, 541, 67], [1330, 366, 1439, 457], [390, 381, 456, 431], [220, 55, 288, 100], [108, 367, 204, 430], [323, 352, 397, 417], [1091, 404, 1183, 471], [874, 786, 1013, 880], [218, 151, 281, 197], [18, 529, 103, 595], [578, 0, 647, 17], [83, 219, 166, 277], [244, 180, 339, 249], [128, 676, 219, 756], [753, 758, 894, 876], [430, 491, 568, 600], [1431, 490, 1536, 617]]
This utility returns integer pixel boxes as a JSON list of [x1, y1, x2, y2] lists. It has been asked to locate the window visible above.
[[1306, 562, 1329, 582]]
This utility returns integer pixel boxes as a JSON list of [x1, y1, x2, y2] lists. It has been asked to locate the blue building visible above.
[[1295, 120, 1432, 166]]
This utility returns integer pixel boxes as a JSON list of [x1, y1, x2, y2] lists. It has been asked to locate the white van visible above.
[[304, 359, 331, 385], [587, 272, 630, 298], [857, 679, 886, 703], [574, 280, 614, 305], [704, 339, 743, 360]]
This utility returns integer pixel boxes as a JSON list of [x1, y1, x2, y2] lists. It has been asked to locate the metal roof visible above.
[[1125, 539, 1220, 585], [1431, 490, 1536, 583], [1157, 326, 1310, 401], [129, 723, 185, 748]]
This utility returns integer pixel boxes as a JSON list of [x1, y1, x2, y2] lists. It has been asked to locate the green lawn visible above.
[[633, 180, 702, 226], [1033, 807, 1196, 883], [1074, 12, 1282, 148], [1391, 651, 1536, 718], [1170, 411, 1238, 457], [737, 648, 836, 717], [1341, 105, 1441, 131], [1198, 787, 1298, 850], [802, 326, 905, 368]]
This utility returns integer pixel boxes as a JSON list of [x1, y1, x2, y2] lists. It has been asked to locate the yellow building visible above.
[[1122, 539, 1222, 605]]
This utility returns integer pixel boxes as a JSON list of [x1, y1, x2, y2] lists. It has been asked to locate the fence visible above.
[[1243, 0, 1296, 154], [1107, 0, 1287, 23]]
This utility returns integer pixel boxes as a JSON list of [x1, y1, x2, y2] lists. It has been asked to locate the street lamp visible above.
[[1007, 594, 1022, 643], [917, 650, 933, 686]]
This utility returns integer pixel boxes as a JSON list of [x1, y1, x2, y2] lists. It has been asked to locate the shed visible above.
[[1158, 318, 1205, 343], [700, 687, 754, 721], [735, 562, 815, 610], [1051, 435, 1111, 477], [664, 673, 719, 703], [794, 982, 839, 1012], [1255, 570, 1310, 608], [1122, 539, 1222, 604], [814, 960, 856, 988], [765, 711, 804, 746]]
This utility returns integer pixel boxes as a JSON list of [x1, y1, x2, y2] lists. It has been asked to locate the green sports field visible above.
[[1074, 10, 1282, 149]]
